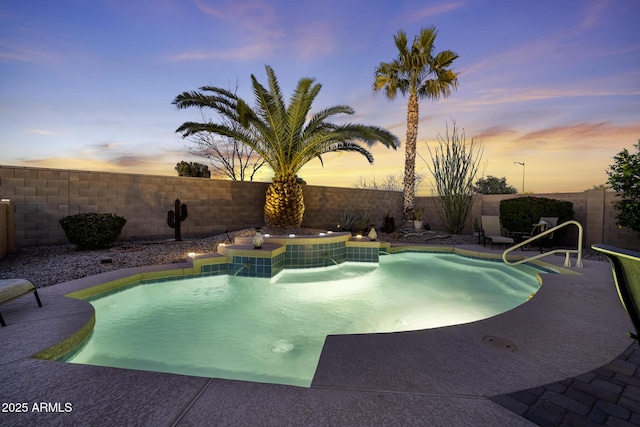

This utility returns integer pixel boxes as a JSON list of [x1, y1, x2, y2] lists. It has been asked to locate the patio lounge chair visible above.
[[481, 215, 514, 249], [592, 244, 640, 341], [0, 279, 42, 327], [523, 217, 559, 251]]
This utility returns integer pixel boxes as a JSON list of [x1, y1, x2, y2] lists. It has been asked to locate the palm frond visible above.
[[374, 26, 458, 100], [175, 65, 397, 179], [321, 141, 375, 164], [304, 105, 354, 136], [286, 77, 319, 160]]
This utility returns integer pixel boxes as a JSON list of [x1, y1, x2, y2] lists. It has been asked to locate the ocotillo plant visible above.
[[167, 198, 188, 241], [424, 120, 483, 234]]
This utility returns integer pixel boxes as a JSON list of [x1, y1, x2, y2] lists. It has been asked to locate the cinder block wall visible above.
[[0, 165, 403, 247], [1, 165, 638, 250], [602, 191, 639, 250]]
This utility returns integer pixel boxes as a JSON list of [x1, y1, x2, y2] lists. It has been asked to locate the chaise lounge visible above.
[[522, 216, 559, 252], [480, 215, 514, 249], [0, 279, 43, 327]]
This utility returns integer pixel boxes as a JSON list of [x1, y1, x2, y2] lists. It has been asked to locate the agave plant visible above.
[[174, 65, 399, 228]]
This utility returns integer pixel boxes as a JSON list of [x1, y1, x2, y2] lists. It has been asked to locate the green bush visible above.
[[607, 142, 640, 231], [499, 197, 574, 233], [59, 213, 127, 250]]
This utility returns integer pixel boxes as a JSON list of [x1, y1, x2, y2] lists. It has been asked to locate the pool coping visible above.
[[0, 243, 633, 426]]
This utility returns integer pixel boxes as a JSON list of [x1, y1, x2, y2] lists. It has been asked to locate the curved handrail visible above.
[[502, 220, 583, 268]]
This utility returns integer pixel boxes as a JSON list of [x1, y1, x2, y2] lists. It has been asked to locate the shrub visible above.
[[338, 212, 370, 233], [499, 197, 574, 233], [59, 213, 127, 250], [606, 141, 640, 231]]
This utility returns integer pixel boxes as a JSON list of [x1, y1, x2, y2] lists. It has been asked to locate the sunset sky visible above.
[[1, 0, 639, 194]]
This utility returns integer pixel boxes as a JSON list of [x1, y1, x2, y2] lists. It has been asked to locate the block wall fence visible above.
[[0, 165, 638, 252]]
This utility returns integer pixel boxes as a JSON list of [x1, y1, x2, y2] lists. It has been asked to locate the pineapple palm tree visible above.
[[374, 26, 459, 220], [174, 65, 399, 228]]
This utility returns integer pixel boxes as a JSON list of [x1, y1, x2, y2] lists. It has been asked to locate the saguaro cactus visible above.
[[167, 198, 188, 241]]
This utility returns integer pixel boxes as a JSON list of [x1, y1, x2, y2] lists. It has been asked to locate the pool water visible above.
[[66, 253, 541, 387]]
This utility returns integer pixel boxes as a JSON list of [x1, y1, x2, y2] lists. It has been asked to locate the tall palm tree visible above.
[[174, 65, 399, 228], [374, 26, 459, 220]]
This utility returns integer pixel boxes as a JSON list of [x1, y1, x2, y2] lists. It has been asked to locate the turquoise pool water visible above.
[[66, 253, 541, 387]]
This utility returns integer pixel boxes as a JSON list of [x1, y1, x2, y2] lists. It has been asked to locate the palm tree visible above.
[[374, 26, 459, 220], [174, 65, 399, 228]]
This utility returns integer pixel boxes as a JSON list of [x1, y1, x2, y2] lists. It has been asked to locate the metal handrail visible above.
[[502, 220, 584, 268]]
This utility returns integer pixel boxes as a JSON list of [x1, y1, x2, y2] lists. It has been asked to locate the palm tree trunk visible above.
[[264, 175, 305, 228], [403, 93, 420, 220]]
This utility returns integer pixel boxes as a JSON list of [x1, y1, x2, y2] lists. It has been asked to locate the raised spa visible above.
[[65, 252, 542, 387]]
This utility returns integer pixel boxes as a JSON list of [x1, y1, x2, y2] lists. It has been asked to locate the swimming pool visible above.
[[66, 252, 542, 387]]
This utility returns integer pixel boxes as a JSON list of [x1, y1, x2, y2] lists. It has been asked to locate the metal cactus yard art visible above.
[[167, 198, 188, 241]]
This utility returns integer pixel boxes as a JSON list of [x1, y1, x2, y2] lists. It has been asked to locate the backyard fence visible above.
[[0, 165, 638, 252]]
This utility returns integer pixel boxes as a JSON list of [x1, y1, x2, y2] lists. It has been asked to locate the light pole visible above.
[[514, 162, 525, 193]]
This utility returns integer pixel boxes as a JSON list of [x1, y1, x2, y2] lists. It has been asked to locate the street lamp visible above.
[[514, 162, 525, 193]]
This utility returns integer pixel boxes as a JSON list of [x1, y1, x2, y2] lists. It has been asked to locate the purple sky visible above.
[[1, 0, 639, 193]]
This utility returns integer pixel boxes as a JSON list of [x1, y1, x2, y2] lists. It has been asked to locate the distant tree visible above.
[[374, 26, 459, 220], [589, 184, 608, 191], [606, 141, 640, 232], [175, 161, 211, 178], [186, 127, 266, 181], [353, 172, 424, 192], [424, 120, 483, 234], [474, 176, 517, 194]]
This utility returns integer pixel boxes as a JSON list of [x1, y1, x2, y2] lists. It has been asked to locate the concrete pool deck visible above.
[[0, 244, 637, 426]]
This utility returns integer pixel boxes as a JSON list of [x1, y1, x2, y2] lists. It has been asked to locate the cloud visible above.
[[173, 0, 338, 62], [195, 0, 283, 41], [169, 41, 277, 61], [170, 0, 283, 61], [292, 22, 336, 58], [451, 81, 640, 112], [474, 121, 640, 159], [515, 122, 639, 149], [27, 129, 57, 136], [579, 0, 613, 30], [0, 39, 60, 64], [18, 157, 123, 172], [18, 154, 179, 176], [404, 2, 465, 23], [475, 126, 518, 141], [86, 142, 121, 151]]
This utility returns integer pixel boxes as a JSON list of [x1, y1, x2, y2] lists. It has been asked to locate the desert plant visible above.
[[338, 212, 370, 233], [338, 212, 357, 231], [414, 206, 425, 220], [382, 211, 395, 233], [424, 121, 483, 234], [351, 213, 370, 234], [167, 198, 188, 241], [59, 213, 126, 250]]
